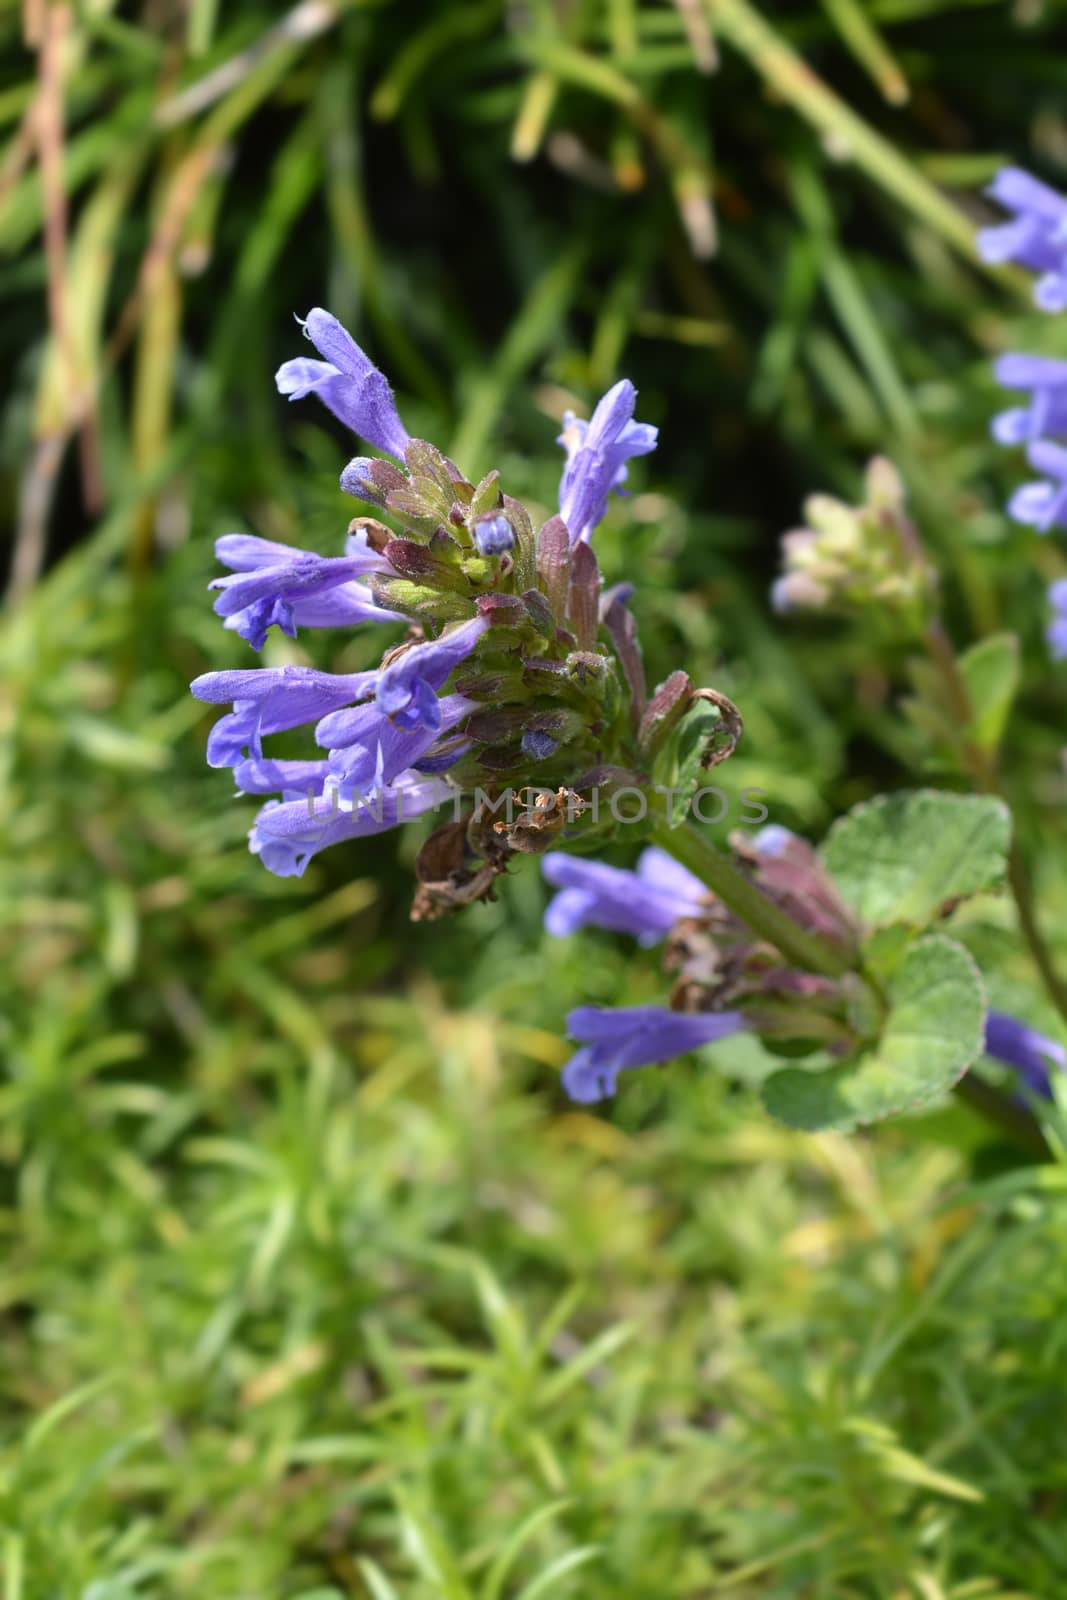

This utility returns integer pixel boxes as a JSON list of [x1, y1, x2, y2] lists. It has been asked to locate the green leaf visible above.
[[820, 789, 1010, 930], [958, 632, 1020, 753], [762, 935, 985, 1132]]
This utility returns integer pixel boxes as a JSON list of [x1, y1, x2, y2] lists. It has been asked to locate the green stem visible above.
[[652, 817, 852, 978]]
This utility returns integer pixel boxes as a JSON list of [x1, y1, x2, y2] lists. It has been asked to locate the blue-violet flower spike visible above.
[[977, 167, 1067, 313]]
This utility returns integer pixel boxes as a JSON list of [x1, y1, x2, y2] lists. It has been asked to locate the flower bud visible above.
[[773, 457, 937, 629], [473, 513, 515, 556]]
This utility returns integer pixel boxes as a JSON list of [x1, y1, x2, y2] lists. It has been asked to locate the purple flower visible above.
[[990, 354, 1067, 447], [542, 846, 706, 944], [985, 1009, 1066, 1099], [375, 616, 489, 732], [562, 1004, 747, 1103], [275, 308, 411, 458], [191, 665, 377, 768], [250, 775, 443, 879], [1007, 440, 1067, 533], [318, 691, 476, 791], [209, 533, 400, 650], [1048, 579, 1067, 659], [557, 380, 657, 545], [977, 167, 1067, 313]]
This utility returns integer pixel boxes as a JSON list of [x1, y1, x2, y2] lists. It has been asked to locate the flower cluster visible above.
[[542, 831, 1064, 1105], [191, 308, 1064, 1117], [771, 457, 936, 628], [979, 167, 1067, 650], [194, 309, 745, 904]]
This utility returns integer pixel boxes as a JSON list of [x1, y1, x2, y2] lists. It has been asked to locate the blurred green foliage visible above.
[[3, 0, 1067, 1592]]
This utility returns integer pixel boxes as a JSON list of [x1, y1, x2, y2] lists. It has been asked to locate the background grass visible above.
[[4, 0, 1067, 1593]]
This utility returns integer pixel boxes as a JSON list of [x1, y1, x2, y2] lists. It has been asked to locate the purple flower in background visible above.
[[191, 665, 377, 768], [977, 167, 1067, 313], [375, 616, 488, 732], [984, 1009, 1066, 1099], [562, 1004, 747, 1103], [1047, 579, 1067, 659], [542, 846, 706, 944], [209, 533, 400, 650], [990, 354, 1067, 447], [1008, 441, 1067, 533], [557, 380, 658, 544], [275, 308, 411, 458], [318, 691, 476, 791], [250, 776, 442, 879], [751, 824, 795, 858]]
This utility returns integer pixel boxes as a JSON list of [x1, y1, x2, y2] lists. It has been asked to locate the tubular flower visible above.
[[275, 308, 411, 458], [562, 1005, 747, 1104], [209, 533, 400, 649], [193, 309, 736, 899], [542, 847, 706, 944], [191, 666, 378, 769], [557, 379, 658, 544], [1008, 441, 1067, 534], [984, 1010, 1066, 1099], [990, 354, 1067, 447], [250, 776, 444, 879], [977, 167, 1067, 314]]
